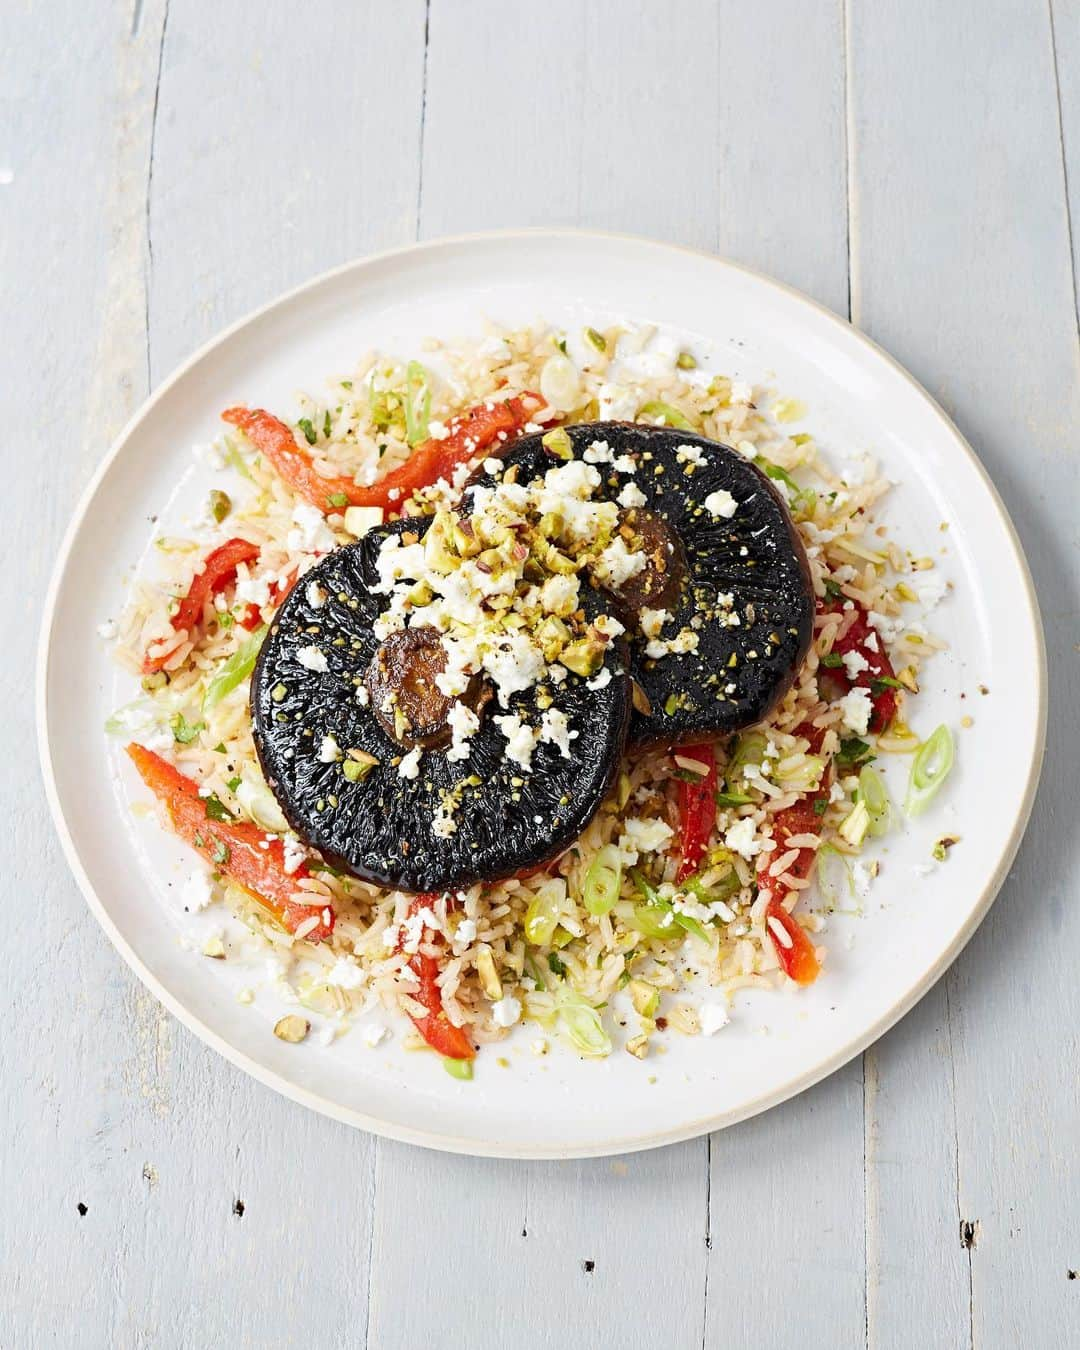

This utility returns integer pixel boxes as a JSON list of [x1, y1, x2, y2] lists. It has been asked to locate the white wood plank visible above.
[[368, 1139, 707, 1350], [850, 2, 1080, 1345]]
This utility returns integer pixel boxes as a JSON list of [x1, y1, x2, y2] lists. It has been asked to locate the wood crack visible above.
[[414, 0, 431, 239], [1048, 0, 1080, 347], [143, 0, 170, 392]]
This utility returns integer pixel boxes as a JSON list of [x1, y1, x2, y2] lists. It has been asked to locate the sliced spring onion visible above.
[[816, 844, 854, 911], [583, 844, 622, 916], [858, 764, 891, 837], [630, 871, 714, 945], [637, 400, 695, 430], [838, 800, 870, 847], [725, 731, 767, 787], [555, 988, 612, 1058], [235, 766, 290, 833], [876, 720, 921, 753], [222, 435, 254, 481], [754, 457, 817, 517], [443, 1056, 473, 1080], [905, 723, 955, 816], [404, 360, 432, 446], [774, 753, 825, 791], [715, 789, 754, 807], [202, 625, 267, 711], [682, 864, 741, 905], [523, 882, 563, 945], [584, 326, 607, 353], [539, 354, 583, 412]]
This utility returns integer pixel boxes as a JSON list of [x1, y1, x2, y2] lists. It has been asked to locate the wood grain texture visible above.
[[850, 1, 1080, 1344], [5, 1, 1077, 1346]]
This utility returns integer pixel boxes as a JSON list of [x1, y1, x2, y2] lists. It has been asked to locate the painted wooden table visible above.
[[5, 3, 1078, 1345]]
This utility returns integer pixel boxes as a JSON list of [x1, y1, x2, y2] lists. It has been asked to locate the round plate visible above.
[[37, 231, 1046, 1158]]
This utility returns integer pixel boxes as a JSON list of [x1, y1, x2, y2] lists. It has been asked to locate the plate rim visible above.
[[36, 227, 1048, 1158]]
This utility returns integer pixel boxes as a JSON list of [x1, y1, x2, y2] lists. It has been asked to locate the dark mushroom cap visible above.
[[470, 423, 814, 746], [251, 523, 631, 893]]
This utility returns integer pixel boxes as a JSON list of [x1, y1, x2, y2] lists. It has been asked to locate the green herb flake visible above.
[[226, 776, 242, 793], [327, 491, 349, 509], [323, 410, 332, 439], [836, 737, 874, 768], [547, 953, 568, 977], [813, 798, 829, 817], [584, 327, 607, 353], [203, 794, 233, 823], [297, 417, 317, 446], [870, 676, 903, 693], [715, 790, 754, 807], [212, 743, 227, 754], [821, 652, 844, 668], [170, 713, 205, 745], [211, 838, 231, 866], [823, 578, 844, 601]]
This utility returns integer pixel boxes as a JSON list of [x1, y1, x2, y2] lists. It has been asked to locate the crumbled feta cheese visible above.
[[639, 607, 669, 640], [363, 1022, 390, 1047], [867, 609, 905, 644], [180, 869, 215, 912], [540, 573, 580, 617], [234, 573, 271, 607], [317, 734, 342, 763], [586, 668, 612, 690], [539, 707, 577, 758], [914, 571, 948, 613], [96, 619, 117, 640], [703, 488, 738, 518], [453, 917, 478, 950], [838, 687, 873, 735], [483, 632, 546, 706], [583, 439, 613, 464], [623, 817, 674, 854], [493, 713, 539, 771], [445, 699, 481, 762], [490, 995, 522, 1028], [730, 380, 754, 405], [427, 420, 450, 441], [724, 817, 763, 860], [398, 747, 422, 779], [326, 957, 365, 990], [296, 645, 328, 673], [676, 443, 706, 466], [841, 650, 870, 680], [595, 536, 646, 588], [616, 480, 647, 509], [699, 1002, 731, 1035], [287, 502, 336, 554], [305, 581, 327, 609], [282, 834, 307, 875], [597, 382, 639, 421]]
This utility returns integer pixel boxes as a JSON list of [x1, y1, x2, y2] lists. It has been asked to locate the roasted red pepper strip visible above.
[[222, 392, 544, 515], [756, 794, 825, 985], [236, 603, 262, 631], [143, 537, 260, 673], [126, 744, 334, 941], [824, 602, 899, 733], [396, 895, 475, 1060], [675, 743, 718, 882]]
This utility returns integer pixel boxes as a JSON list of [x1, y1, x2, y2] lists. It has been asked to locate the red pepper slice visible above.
[[126, 743, 334, 941], [756, 794, 826, 985], [674, 743, 718, 882], [235, 603, 262, 631], [396, 895, 475, 1060], [765, 899, 821, 985], [222, 392, 544, 515], [823, 602, 899, 733], [143, 537, 260, 673]]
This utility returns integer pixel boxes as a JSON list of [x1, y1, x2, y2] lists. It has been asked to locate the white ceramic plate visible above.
[[38, 231, 1045, 1158]]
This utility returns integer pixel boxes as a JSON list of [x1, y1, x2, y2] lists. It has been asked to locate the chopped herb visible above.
[[170, 713, 205, 744], [297, 417, 317, 445], [327, 491, 349, 509], [203, 794, 233, 823], [715, 790, 754, 807], [226, 776, 242, 793], [813, 797, 829, 817], [821, 652, 843, 668], [547, 953, 568, 977], [323, 410, 331, 439], [823, 578, 844, 600], [870, 676, 903, 693], [836, 737, 874, 767], [584, 326, 607, 353], [340, 379, 353, 390], [193, 831, 205, 848], [555, 336, 568, 355], [218, 611, 235, 629], [211, 838, 230, 865], [212, 743, 227, 754]]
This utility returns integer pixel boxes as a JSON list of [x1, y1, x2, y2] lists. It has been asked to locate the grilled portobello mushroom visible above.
[[251, 522, 631, 893], [468, 423, 813, 746]]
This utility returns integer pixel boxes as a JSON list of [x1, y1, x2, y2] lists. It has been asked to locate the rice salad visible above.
[[104, 320, 955, 1069]]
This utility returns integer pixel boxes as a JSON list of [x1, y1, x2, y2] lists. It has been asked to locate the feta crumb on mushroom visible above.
[[703, 488, 738, 518]]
